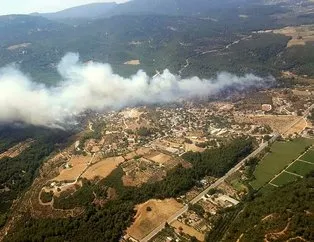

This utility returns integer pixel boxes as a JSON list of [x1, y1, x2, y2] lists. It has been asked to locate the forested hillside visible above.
[[1, 0, 313, 85], [4, 138, 253, 241], [222, 174, 314, 242], [0, 126, 72, 228]]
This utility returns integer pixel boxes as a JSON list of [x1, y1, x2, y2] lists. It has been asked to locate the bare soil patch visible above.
[[121, 108, 143, 118], [124, 151, 138, 160], [285, 118, 308, 136], [124, 59, 140, 65], [171, 220, 205, 241], [54, 155, 91, 182], [273, 25, 314, 48], [7, 43, 31, 50], [265, 219, 291, 241], [127, 199, 183, 241], [0, 139, 34, 159], [145, 152, 172, 164], [136, 147, 152, 156], [82, 156, 125, 180], [185, 143, 205, 152], [235, 115, 301, 135], [261, 213, 278, 222]]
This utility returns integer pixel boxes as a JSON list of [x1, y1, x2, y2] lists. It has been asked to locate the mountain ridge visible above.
[[29, 0, 260, 20], [30, 2, 118, 20]]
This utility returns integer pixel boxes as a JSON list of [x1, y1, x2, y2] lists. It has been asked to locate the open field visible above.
[[146, 152, 172, 164], [127, 199, 183, 241], [271, 172, 298, 186], [136, 147, 152, 156], [286, 160, 314, 177], [250, 138, 314, 189], [123, 151, 137, 160], [124, 59, 140, 65], [273, 25, 314, 48], [82, 156, 125, 180], [54, 155, 90, 182], [299, 149, 314, 163], [184, 143, 205, 152], [284, 118, 308, 136], [171, 220, 205, 241], [235, 115, 303, 136]]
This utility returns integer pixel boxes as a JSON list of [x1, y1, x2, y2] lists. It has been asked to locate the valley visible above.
[[0, 0, 314, 242]]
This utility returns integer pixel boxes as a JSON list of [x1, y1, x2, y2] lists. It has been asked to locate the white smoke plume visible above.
[[0, 53, 273, 127]]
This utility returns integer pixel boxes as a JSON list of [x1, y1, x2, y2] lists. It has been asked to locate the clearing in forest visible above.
[[0, 139, 34, 159], [54, 155, 91, 182], [82, 156, 125, 180], [124, 59, 140, 65], [273, 25, 314, 47]]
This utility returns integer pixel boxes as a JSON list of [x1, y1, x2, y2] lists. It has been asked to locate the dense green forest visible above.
[[5, 138, 253, 241], [186, 33, 291, 78], [1, 1, 314, 84], [221, 174, 314, 242]]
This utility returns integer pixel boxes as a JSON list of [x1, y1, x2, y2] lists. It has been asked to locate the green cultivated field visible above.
[[272, 172, 299, 186], [299, 149, 314, 163], [286, 160, 314, 177], [250, 138, 314, 189]]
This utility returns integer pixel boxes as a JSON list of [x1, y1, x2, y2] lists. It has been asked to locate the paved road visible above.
[[189, 134, 279, 205], [139, 133, 279, 242], [283, 103, 314, 135]]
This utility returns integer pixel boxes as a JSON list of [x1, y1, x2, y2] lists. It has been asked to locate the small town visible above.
[[1, 1, 314, 241], [26, 86, 314, 242]]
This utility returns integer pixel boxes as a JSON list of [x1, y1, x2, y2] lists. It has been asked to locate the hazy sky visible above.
[[0, 0, 129, 15]]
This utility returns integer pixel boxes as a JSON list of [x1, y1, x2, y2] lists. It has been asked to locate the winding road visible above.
[[178, 34, 252, 75]]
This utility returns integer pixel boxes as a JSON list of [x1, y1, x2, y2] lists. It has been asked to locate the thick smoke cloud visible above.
[[0, 53, 273, 127]]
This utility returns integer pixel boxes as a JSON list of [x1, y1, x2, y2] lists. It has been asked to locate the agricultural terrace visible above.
[[250, 138, 314, 189]]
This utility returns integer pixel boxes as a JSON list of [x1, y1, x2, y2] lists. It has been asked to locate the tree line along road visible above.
[[139, 133, 279, 242]]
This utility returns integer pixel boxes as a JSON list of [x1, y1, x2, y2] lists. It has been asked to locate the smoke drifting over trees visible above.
[[0, 53, 273, 127]]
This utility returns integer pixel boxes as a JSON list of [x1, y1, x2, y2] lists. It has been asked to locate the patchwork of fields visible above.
[[250, 138, 314, 190]]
